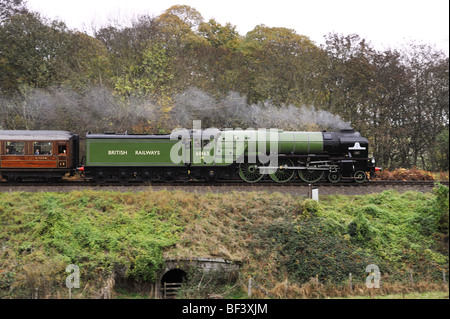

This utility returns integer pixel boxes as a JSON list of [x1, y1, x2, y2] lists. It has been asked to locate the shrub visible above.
[[295, 199, 322, 218], [374, 168, 436, 181], [348, 213, 375, 244], [252, 218, 378, 284], [1, 191, 183, 290], [433, 183, 449, 237]]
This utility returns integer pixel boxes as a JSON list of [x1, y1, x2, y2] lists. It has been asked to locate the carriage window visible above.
[[58, 144, 67, 154], [33, 142, 52, 155], [5, 141, 25, 155]]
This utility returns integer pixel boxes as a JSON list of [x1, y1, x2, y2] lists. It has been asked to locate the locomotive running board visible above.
[[259, 166, 331, 171]]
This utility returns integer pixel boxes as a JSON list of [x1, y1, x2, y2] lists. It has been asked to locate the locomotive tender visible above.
[[0, 128, 379, 184]]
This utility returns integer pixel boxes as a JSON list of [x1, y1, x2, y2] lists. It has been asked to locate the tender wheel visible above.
[[298, 169, 325, 183], [118, 170, 131, 184], [4, 175, 21, 182], [238, 162, 264, 183], [158, 169, 175, 183], [95, 170, 106, 184], [269, 158, 295, 183], [354, 170, 367, 183], [328, 172, 342, 183], [141, 170, 153, 182]]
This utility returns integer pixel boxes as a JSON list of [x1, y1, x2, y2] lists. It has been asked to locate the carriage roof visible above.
[[0, 130, 75, 141]]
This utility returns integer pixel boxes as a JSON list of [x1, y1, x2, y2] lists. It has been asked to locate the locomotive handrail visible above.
[[259, 166, 332, 171]]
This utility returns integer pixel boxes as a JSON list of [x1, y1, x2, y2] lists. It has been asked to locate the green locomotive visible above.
[[82, 128, 379, 184]]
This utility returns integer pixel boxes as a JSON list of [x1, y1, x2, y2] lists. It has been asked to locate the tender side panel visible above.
[[86, 138, 183, 167]]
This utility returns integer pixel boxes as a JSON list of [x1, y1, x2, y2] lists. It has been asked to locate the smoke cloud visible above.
[[0, 86, 351, 135], [172, 87, 352, 131]]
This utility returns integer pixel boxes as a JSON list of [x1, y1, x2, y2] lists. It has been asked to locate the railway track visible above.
[[0, 179, 448, 187], [0, 179, 447, 196]]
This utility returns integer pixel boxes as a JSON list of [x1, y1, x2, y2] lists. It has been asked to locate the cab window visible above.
[[33, 142, 53, 155], [5, 141, 25, 155]]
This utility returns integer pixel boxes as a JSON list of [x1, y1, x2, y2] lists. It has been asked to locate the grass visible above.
[[0, 184, 448, 299], [333, 291, 449, 299]]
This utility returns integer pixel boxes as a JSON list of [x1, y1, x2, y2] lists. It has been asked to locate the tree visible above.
[[113, 43, 173, 98], [242, 25, 323, 106], [402, 43, 449, 170], [155, 5, 204, 45], [95, 15, 161, 79], [0, 0, 27, 24], [435, 128, 449, 171], [370, 49, 414, 168], [0, 12, 71, 94], [64, 32, 112, 90], [161, 4, 203, 31], [198, 19, 241, 51], [321, 33, 377, 128]]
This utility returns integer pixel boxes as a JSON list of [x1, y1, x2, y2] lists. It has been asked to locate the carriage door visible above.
[[57, 143, 68, 168]]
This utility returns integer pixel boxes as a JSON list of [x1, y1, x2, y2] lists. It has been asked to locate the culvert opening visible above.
[[161, 269, 187, 299]]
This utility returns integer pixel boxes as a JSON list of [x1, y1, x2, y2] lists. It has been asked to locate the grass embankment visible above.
[[0, 184, 448, 299]]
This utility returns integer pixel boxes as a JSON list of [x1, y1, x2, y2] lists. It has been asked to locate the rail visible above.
[[0, 179, 448, 187]]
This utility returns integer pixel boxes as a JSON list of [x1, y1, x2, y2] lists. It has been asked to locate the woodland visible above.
[[0, 0, 448, 170]]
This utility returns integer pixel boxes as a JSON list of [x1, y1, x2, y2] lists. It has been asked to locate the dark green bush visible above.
[[253, 218, 378, 284], [348, 213, 375, 244], [433, 183, 449, 236]]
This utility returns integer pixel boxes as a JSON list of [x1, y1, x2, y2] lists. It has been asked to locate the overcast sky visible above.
[[26, 0, 449, 53]]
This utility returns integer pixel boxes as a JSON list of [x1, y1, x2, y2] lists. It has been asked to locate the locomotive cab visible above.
[[321, 129, 375, 182]]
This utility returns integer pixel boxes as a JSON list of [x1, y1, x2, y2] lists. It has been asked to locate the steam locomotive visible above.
[[0, 128, 380, 183]]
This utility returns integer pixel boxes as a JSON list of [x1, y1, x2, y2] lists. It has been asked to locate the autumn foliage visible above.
[[373, 168, 449, 181], [0, 2, 448, 172]]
